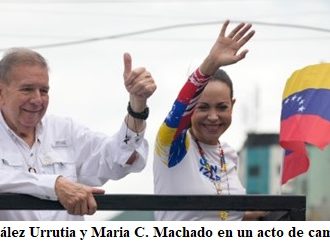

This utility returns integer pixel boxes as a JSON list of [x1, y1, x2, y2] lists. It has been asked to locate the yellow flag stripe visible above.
[[283, 63, 330, 99], [156, 123, 177, 146]]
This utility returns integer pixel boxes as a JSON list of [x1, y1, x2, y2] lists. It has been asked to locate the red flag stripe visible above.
[[281, 148, 309, 184], [280, 114, 330, 149]]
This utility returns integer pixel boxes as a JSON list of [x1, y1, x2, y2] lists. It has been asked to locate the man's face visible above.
[[0, 64, 49, 136]]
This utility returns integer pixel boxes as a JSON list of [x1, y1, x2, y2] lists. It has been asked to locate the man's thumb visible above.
[[92, 187, 105, 194], [123, 52, 132, 81]]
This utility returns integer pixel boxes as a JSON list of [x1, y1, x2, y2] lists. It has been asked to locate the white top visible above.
[[153, 131, 245, 221], [0, 113, 148, 220]]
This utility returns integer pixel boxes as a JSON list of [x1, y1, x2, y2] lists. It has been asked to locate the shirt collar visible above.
[[0, 111, 44, 143]]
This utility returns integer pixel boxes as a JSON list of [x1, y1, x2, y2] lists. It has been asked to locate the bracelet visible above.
[[127, 102, 149, 120]]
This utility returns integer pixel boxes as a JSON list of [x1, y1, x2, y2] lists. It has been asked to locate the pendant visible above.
[[219, 211, 229, 220], [28, 167, 37, 173], [221, 164, 227, 172], [213, 182, 222, 193]]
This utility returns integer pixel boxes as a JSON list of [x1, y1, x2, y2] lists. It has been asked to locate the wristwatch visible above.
[[127, 102, 149, 120]]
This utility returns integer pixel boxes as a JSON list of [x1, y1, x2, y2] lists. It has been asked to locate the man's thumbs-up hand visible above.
[[123, 52, 156, 112]]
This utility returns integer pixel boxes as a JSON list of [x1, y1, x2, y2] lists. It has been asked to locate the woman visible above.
[[153, 20, 263, 220]]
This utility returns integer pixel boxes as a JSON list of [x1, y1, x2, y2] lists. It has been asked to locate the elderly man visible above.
[[0, 48, 156, 220]]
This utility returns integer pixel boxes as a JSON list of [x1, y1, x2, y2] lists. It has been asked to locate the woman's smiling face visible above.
[[191, 80, 235, 145]]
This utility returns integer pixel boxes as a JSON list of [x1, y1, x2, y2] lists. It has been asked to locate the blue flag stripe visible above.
[[281, 88, 330, 121]]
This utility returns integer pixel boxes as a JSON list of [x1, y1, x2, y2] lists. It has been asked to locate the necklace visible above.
[[11, 134, 38, 173], [193, 136, 230, 220], [0, 117, 38, 173]]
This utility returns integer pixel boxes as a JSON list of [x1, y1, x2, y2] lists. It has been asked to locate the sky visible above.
[[0, 0, 329, 220]]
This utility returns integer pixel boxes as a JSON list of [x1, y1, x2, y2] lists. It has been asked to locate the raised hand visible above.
[[123, 53, 156, 112], [200, 20, 255, 75]]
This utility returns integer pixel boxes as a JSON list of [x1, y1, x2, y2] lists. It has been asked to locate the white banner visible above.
[[1, 221, 330, 242]]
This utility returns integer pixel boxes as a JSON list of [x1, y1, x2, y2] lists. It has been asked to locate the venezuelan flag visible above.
[[280, 63, 330, 184]]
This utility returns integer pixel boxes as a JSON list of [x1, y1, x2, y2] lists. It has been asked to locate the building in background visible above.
[[239, 132, 330, 220], [239, 133, 282, 195], [288, 146, 330, 220]]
